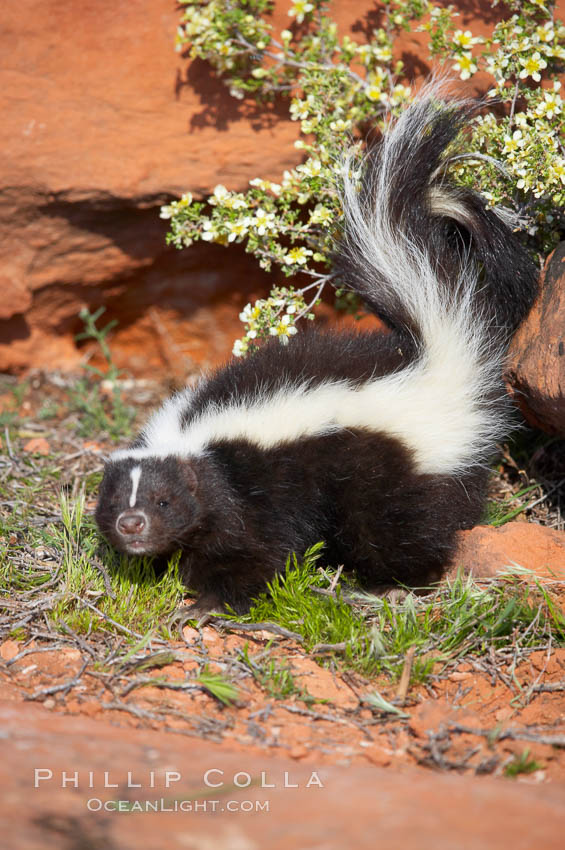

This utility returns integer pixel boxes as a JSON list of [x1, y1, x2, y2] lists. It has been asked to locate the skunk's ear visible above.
[[181, 460, 198, 493]]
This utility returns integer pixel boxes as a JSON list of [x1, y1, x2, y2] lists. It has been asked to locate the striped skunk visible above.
[[95, 91, 539, 616]]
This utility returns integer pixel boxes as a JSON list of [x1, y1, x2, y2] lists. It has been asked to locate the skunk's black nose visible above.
[[117, 512, 146, 535]]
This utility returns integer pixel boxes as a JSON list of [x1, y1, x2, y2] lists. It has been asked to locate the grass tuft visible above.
[[196, 669, 239, 706], [47, 492, 186, 640], [233, 546, 565, 682], [238, 642, 312, 702], [69, 307, 135, 440], [504, 749, 544, 777]]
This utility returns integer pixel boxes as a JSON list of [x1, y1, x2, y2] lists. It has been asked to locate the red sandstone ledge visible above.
[[1, 699, 564, 850]]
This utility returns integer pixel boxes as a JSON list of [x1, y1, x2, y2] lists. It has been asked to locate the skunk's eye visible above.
[[157, 500, 169, 508]]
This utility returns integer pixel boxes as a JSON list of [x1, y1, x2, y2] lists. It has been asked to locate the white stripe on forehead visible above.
[[129, 466, 142, 508]]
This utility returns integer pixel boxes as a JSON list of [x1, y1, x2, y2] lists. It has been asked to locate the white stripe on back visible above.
[[110, 300, 503, 477]]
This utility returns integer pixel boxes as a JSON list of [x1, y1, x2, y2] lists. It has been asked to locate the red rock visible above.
[[450, 523, 565, 581], [2, 699, 565, 849], [289, 744, 309, 760], [0, 0, 302, 374], [495, 706, 514, 723], [182, 625, 199, 643], [83, 441, 103, 453], [506, 242, 565, 435], [0, 640, 21, 662], [449, 671, 472, 682], [409, 700, 461, 740], [290, 655, 359, 709], [362, 746, 392, 767], [0, 275, 31, 320], [0, 0, 503, 377], [201, 626, 222, 647], [22, 437, 50, 455]]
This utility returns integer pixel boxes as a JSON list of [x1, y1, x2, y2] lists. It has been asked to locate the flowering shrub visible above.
[[163, 0, 565, 355]]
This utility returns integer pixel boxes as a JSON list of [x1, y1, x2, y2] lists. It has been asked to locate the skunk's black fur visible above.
[[95, 92, 539, 615]]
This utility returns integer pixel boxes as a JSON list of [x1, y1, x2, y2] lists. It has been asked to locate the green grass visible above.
[[504, 749, 544, 777], [0, 492, 187, 642], [0, 457, 65, 584], [238, 642, 312, 701], [484, 484, 540, 527], [2, 445, 564, 701], [196, 668, 240, 705], [69, 307, 135, 440], [233, 545, 565, 682], [245, 544, 372, 668], [49, 493, 186, 639], [2, 483, 564, 687]]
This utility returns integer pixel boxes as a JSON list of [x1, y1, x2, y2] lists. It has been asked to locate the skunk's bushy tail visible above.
[[338, 88, 539, 473], [340, 89, 538, 337]]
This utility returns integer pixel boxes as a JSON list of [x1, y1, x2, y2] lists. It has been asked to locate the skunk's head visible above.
[[95, 455, 199, 556]]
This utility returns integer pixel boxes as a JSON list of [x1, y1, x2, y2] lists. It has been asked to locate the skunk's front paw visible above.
[[170, 594, 225, 633]]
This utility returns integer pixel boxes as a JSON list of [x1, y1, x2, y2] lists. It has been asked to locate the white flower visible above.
[[281, 169, 295, 189], [453, 52, 477, 80], [364, 68, 387, 101], [502, 130, 526, 157], [217, 41, 233, 56], [365, 84, 384, 102], [248, 179, 281, 196], [227, 217, 251, 242], [356, 44, 373, 64], [309, 204, 332, 225], [290, 99, 310, 121], [534, 22, 554, 44], [232, 339, 248, 357], [269, 313, 298, 343], [452, 30, 481, 49], [227, 196, 248, 210], [389, 84, 411, 105], [283, 246, 313, 265], [535, 90, 562, 119], [519, 52, 547, 82], [160, 192, 192, 219], [252, 208, 277, 235], [288, 0, 314, 25], [329, 118, 350, 132], [373, 45, 392, 62], [201, 220, 220, 241], [297, 159, 322, 178], [210, 185, 247, 210], [239, 303, 252, 322], [239, 302, 263, 324], [550, 158, 565, 185]]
